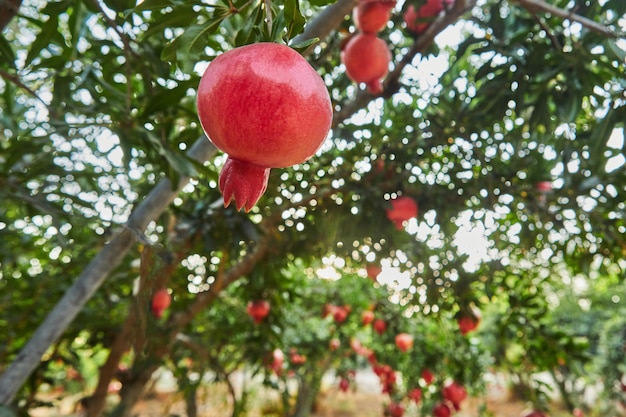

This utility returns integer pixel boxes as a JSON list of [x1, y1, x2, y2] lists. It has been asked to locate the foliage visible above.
[[0, 0, 625, 415]]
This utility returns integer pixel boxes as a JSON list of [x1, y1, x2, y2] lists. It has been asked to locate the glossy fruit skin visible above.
[[151, 289, 171, 319], [433, 403, 451, 417], [353, 0, 396, 34], [247, 300, 271, 324], [197, 42, 332, 211], [386, 196, 418, 229], [395, 333, 414, 352], [341, 33, 391, 94]]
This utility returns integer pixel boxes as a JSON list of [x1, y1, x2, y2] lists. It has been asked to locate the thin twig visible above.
[[512, 0, 622, 38], [0, 68, 49, 106]]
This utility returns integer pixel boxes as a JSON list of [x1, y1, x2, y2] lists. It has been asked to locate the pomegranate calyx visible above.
[[219, 157, 270, 212]]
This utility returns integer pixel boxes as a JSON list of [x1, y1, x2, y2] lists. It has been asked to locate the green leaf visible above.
[[0, 35, 15, 68], [24, 15, 59, 68], [283, 0, 305, 41], [161, 18, 224, 70]]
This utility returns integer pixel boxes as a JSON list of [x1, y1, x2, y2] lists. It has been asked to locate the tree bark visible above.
[[0, 0, 22, 32]]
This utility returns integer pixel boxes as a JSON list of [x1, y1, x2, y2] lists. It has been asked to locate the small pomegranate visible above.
[[151, 289, 171, 319], [408, 387, 422, 403], [270, 348, 284, 374], [290, 349, 307, 365], [339, 377, 350, 392], [443, 381, 467, 406], [329, 338, 341, 351], [536, 181, 553, 192], [386, 196, 418, 229], [385, 402, 405, 417], [403, 0, 453, 35], [362, 310, 375, 326], [353, 0, 396, 34], [197, 43, 332, 211], [457, 308, 481, 335], [341, 33, 391, 94], [433, 403, 451, 417], [247, 300, 271, 324], [421, 368, 435, 384], [395, 333, 414, 352], [366, 264, 382, 280], [373, 318, 387, 335]]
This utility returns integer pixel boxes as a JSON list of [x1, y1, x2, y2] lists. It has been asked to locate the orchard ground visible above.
[[30, 369, 579, 417]]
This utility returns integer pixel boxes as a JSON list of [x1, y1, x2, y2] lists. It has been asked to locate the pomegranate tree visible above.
[[353, 0, 396, 34], [197, 43, 332, 211], [341, 33, 391, 94], [403, 0, 453, 35]]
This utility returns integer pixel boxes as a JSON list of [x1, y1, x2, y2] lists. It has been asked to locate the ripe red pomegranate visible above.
[[395, 333, 414, 352], [386, 196, 418, 229], [403, 0, 453, 35], [151, 289, 171, 319], [457, 315, 479, 335], [353, 0, 396, 34], [421, 368, 435, 384], [339, 377, 350, 392], [373, 318, 387, 335], [536, 181, 553, 192], [341, 33, 391, 94], [290, 349, 307, 365], [443, 381, 467, 406], [197, 43, 332, 211], [433, 403, 451, 417], [329, 338, 341, 351], [362, 310, 375, 326], [247, 300, 271, 324], [366, 264, 382, 280], [270, 348, 284, 374], [385, 402, 405, 417], [408, 387, 422, 403]]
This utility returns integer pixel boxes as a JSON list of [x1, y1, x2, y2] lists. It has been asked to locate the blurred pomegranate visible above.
[[386, 196, 418, 229]]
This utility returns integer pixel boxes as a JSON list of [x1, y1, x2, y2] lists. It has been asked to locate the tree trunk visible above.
[[109, 365, 160, 417], [291, 370, 324, 417]]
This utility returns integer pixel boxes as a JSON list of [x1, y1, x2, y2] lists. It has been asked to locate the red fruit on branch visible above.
[[270, 348, 284, 374], [373, 318, 387, 335], [151, 289, 171, 319], [197, 43, 332, 211], [339, 377, 350, 392], [362, 310, 375, 326], [341, 33, 391, 94], [247, 300, 271, 324], [408, 387, 422, 403], [403, 0, 453, 35], [395, 333, 414, 352], [353, 0, 396, 34], [442, 381, 467, 407], [421, 368, 435, 384], [290, 349, 307, 365], [457, 308, 481, 335], [385, 402, 405, 417], [329, 338, 341, 351], [433, 403, 451, 417], [366, 264, 382, 280], [386, 196, 418, 230], [536, 181, 553, 192]]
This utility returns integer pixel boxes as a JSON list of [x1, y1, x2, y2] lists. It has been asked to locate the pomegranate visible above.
[[151, 289, 171, 319], [341, 33, 391, 94], [329, 338, 341, 351], [536, 181, 553, 192], [247, 299, 271, 324], [339, 377, 350, 392], [457, 315, 479, 335], [421, 368, 435, 384], [290, 350, 307, 365], [197, 43, 332, 211], [395, 333, 414, 352], [373, 318, 387, 335], [386, 196, 418, 229], [403, 0, 453, 35], [443, 381, 467, 406], [433, 403, 451, 417], [353, 0, 396, 34], [385, 402, 405, 417], [366, 264, 382, 280], [362, 310, 375, 326], [408, 387, 422, 403], [270, 348, 284, 374]]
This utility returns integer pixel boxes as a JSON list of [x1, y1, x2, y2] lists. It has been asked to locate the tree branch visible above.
[[0, 138, 218, 405], [511, 0, 622, 38], [332, 0, 477, 127]]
